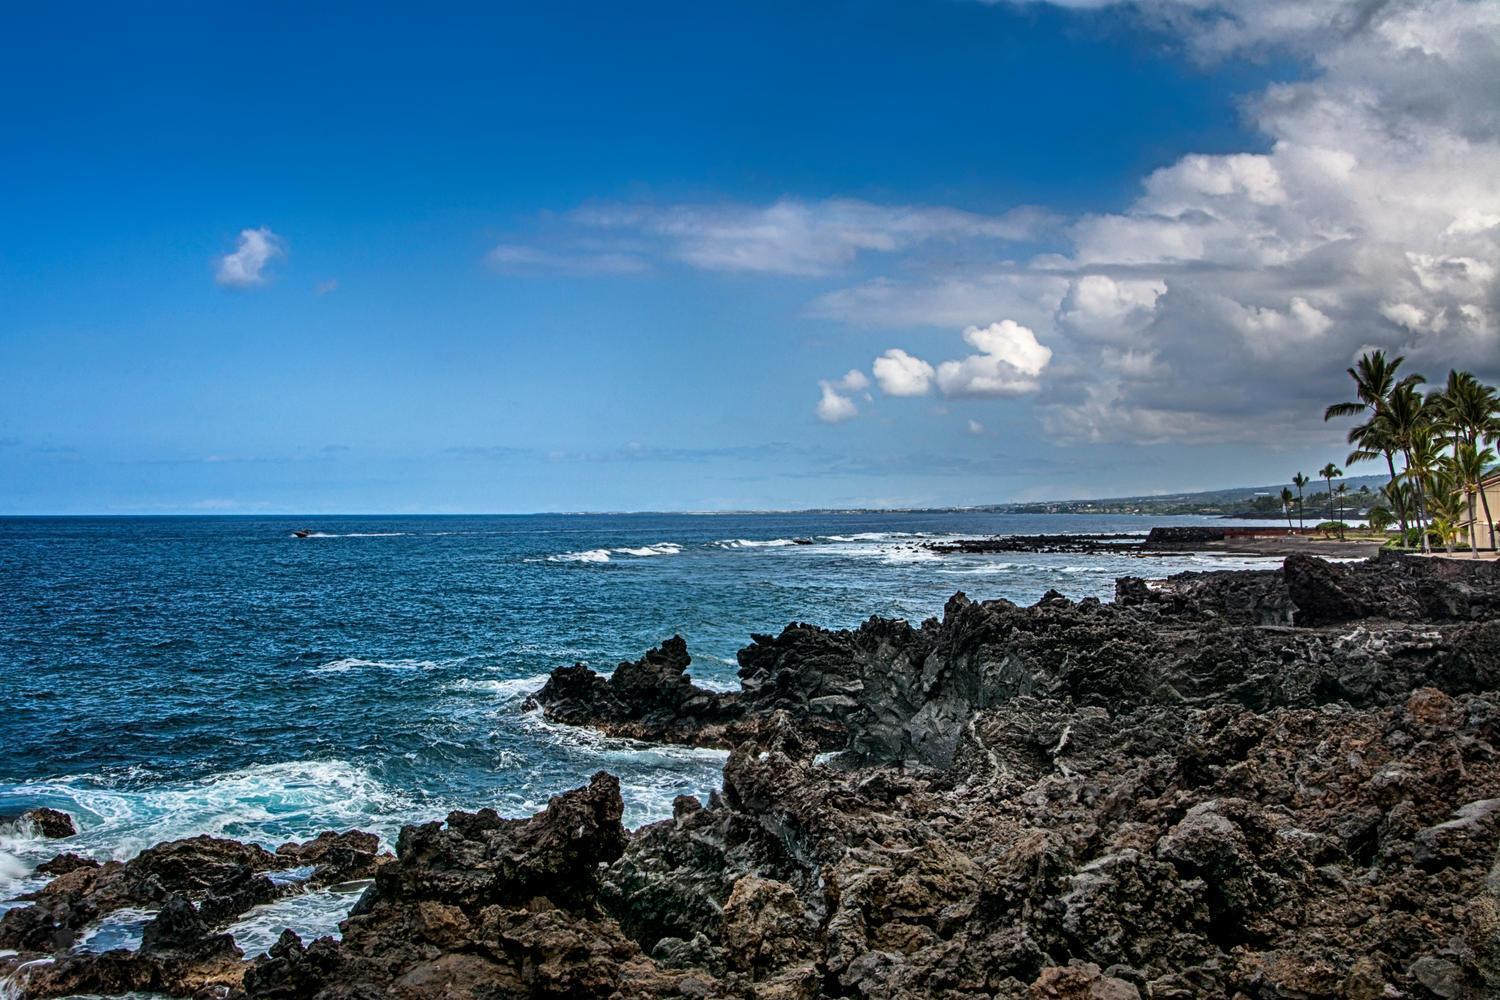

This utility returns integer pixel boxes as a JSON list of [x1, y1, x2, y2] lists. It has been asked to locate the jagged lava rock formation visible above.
[[2, 552, 1498, 999], [1, 831, 389, 997], [531, 551, 1499, 766]]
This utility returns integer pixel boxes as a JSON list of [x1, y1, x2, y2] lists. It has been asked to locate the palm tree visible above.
[[1367, 505, 1394, 534], [1432, 370, 1499, 550], [1325, 350, 1421, 532], [1292, 472, 1309, 530], [1402, 416, 1444, 554], [1381, 480, 1416, 545], [1319, 463, 1342, 522], [1451, 441, 1497, 556], [1424, 465, 1466, 554], [1280, 487, 1295, 531], [1377, 382, 1433, 553], [1335, 483, 1349, 539]]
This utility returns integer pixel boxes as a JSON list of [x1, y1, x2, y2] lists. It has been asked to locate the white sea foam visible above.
[[828, 531, 924, 541], [446, 675, 551, 701], [716, 538, 796, 548], [74, 907, 156, 953], [0, 851, 29, 899], [311, 657, 440, 675], [0, 761, 417, 866], [228, 880, 370, 956], [936, 563, 1018, 575], [880, 546, 940, 564], [690, 674, 741, 693], [517, 714, 728, 825], [0, 958, 56, 1000]]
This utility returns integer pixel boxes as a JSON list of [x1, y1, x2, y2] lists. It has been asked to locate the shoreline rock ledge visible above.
[[2, 552, 1499, 999]]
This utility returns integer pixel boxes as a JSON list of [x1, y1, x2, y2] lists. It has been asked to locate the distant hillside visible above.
[[997, 474, 1391, 517]]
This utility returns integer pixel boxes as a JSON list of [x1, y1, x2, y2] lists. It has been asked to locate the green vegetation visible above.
[[995, 476, 1389, 518], [1320, 351, 1498, 556]]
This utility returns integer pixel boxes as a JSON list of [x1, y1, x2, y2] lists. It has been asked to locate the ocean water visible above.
[[0, 512, 1284, 959]]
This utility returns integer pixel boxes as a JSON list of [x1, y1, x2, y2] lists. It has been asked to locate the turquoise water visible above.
[[0, 512, 1282, 952]]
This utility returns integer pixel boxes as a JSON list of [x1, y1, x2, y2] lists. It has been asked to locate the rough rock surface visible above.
[[532, 552, 1499, 768], [4, 553, 1499, 999], [0, 830, 391, 998], [0, 807, 77, 840], [925, 534, 1143, 555], [241, 771, 693, 1000]]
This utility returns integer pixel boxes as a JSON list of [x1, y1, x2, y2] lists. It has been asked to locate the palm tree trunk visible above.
[[1414, 479, 1430, 554], [1481, 482, 1496, 552], [1402, 448, 1429, 553], [1384, 450, 1408, 533], [1468, 486, 1479, 556], [1295, 488, 1304, 530]]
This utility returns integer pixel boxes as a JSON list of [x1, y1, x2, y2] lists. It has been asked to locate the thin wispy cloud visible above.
[[492, 198, 1054, 278], [485, 243, 649, 276]]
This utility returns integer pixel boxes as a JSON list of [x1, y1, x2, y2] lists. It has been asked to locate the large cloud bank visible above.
[[812, 0, 1500, 440]]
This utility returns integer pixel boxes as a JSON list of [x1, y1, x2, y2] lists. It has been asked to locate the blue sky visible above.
[[3, 1, 1497, 513]]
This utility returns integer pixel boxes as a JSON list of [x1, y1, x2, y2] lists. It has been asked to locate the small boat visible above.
[[292, 529, 314, 538]]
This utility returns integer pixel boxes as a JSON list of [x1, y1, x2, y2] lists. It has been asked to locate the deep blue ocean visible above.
[[0, 512, 1284, 958]]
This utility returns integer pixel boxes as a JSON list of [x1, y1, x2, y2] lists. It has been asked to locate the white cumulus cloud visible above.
[[831, 369, 870, 392], [819, 0, 1500, 443], [1057, 275, 1167, 342], [872, 349, 937, 396], [815, 381, 860, 423], [215, 227, 284, 287], [935, 321, 1053, 398]]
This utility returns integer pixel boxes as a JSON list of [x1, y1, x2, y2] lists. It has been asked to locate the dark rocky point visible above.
[[1, 807, 77, 840]]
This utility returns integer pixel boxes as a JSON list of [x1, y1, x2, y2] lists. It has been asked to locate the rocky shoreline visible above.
[[4, 552, 1499, 998], [924, 527, 1387, 560]]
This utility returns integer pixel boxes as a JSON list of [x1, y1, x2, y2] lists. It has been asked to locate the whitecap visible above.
[[716, 538, 796, 549], [546, 549, 611, 563], [612, 542, 683, 557]]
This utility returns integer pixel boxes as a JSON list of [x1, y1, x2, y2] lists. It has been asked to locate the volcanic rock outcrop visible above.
[[0, 808, 76, 840], [530, 551, 1499, 767], [3, 553, 1498, 999], [0, 829, 389, 998]]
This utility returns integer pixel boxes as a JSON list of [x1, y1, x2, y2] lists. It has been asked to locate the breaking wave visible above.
[[715, 538, 796, 548], [446, 675, 552, 701], [612, 542, 683, 557], [546, 548, 613, 563], [544, 541, 683, 563], [0, 760, 419, 864]]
